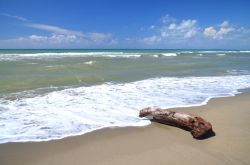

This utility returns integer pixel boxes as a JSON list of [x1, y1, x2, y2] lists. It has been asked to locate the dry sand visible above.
[[1, 92, 250, 165]]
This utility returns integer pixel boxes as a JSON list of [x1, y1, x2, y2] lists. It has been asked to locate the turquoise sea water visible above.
[[0, 49, 250, 143]]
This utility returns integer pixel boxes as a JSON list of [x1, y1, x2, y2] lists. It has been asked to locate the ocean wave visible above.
[[198, 50, 250, 54], [2, 52, 124, 56], [161, 53, 177, 57], [45, 65, 65, 68], [217, 53, 226, 56], [1, 50, 250, 61], [0, 52, 181, 61], [146, 53, 177, 58], [151, 54, 160, 58], [227, 70, 250, 75], [0, 75, 250, 143], [239, 51, 250, 53], [198, 50, 238, 53], [0, 52, 143, 60], [83, 61, 96, 65], [177, 51, 194, 54]]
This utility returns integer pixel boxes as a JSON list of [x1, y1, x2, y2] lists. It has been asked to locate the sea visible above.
[[0, 49, 250, 143]]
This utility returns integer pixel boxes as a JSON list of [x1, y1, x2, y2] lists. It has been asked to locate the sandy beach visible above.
[[1, 0, 250, 164], [1, 92, 250, 165]]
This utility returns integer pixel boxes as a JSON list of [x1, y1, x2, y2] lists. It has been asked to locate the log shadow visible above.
[[197, 130, 216, 140], [151, 118, 216, 140]]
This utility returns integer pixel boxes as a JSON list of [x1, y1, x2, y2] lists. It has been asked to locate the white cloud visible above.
[[142, 35, 161, 44], [9, 34, 79, 44], [203, 26, 217, 38], [27, 23, 84, 36], [161, 14, 176, 24], [0, 26, 116, 48], [49, 34, 79, 43], [168, 23, 176, 30], [164, 19, 198, 38], [87, 32, 113, 42], [0, 14, 117, 48], [0, 21, 116, 48], [142, 17, 198, 45], [28, 35, 48, 41], [2, 12, 250, 49], [218, 27, 234, 35], [25, 23, 114, 43], [135, 15, 250, 48], [220, 21, 229, 27], [13, 33, 113, 44], [203, 21, 234, 39], [2, 13, 28, 21], [0, 33, 117, 48]]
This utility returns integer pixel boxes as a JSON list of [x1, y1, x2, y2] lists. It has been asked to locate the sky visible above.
[[0, 0, 250, 49]]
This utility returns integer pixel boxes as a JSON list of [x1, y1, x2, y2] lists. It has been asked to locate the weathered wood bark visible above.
[[139, 107, 213, 139]]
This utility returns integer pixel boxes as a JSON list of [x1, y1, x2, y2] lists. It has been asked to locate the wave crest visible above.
[[0, 75, 250, 143]]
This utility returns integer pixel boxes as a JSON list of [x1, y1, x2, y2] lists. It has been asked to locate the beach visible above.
[[1, 91, 250, 165], [1, 50, 250, 144], [1, 0, 250, 164]]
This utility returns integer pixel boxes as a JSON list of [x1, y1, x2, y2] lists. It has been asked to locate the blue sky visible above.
[[0, 0, 250, 49]]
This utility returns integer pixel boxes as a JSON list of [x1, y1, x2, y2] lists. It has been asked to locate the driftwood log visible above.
[[139, 107, 213, 139]]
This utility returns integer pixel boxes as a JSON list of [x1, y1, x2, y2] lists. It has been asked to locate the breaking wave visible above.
[[0, 75, 250, 143]]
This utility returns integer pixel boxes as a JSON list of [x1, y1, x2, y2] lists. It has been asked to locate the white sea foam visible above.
[[1, 51, 250, 61], [178, 51, 193, 54], [83, 61, 96, 65], [217, 53, 226, 56], [27, 62, 38, 65], [0, 52, 143, 60], [227, 70, 250, 75], [239, 51, 250, 53], [198, 51, 238, 53], [104, 54, 141, 58], [9, 52, 125, 57], [161, 53, 177, 57], [152, 54, 160, 58], [45, 65, 65, 68], [0, 75, 250, 143], [0, 52, 181, 61], [148, 54, 177, 58]]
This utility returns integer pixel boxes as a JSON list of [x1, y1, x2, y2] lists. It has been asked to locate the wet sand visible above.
[[1, 92, 250, 165]]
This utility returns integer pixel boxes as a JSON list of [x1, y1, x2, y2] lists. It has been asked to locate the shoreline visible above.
[[1, 91, 250, 164], [1, 87, 248, 144]]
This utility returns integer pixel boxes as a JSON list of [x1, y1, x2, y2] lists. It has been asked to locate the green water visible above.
[[1, 49, 250, 143], [1, 49, 250, 95]]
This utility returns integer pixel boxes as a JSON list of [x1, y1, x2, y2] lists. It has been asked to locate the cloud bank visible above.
[[0, 13, 117, 48], [1, 13, 250, 49], [203, 21, 234, 39], [136, 15, 250, 49]]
